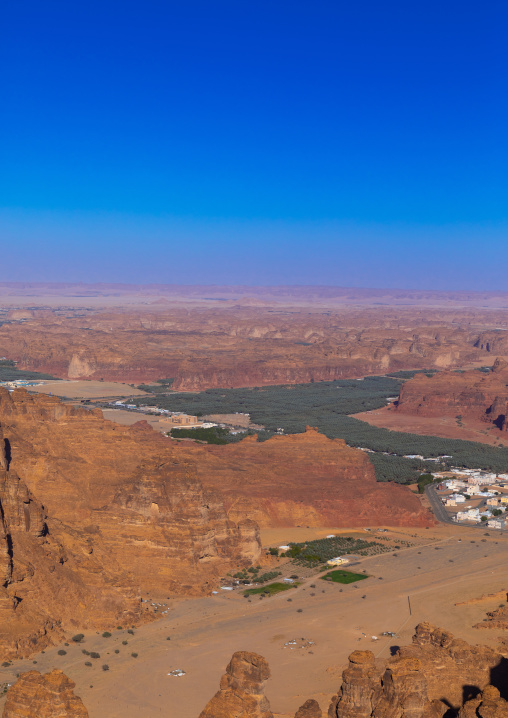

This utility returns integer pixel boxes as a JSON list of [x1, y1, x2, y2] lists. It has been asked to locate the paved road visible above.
[[425, 485, 495, 531]]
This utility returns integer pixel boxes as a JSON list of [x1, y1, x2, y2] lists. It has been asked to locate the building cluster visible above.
[[108, 401, 215, 428], [435, 469, 508, 529], [0, 380, 42, 390]]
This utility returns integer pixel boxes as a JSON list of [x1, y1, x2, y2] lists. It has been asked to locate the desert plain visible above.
[[1, 524, 508, 717]]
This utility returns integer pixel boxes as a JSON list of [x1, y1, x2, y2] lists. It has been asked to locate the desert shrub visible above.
[[72, 634, 85, 643], [131, 652, 138, 658], [127, 629, 134, 635], [84, 662, 92, 667], [102, 665, 109, 671], [102, 632, 111, 638], [90, 652, 100, 659], [57, 650, 67, 656]]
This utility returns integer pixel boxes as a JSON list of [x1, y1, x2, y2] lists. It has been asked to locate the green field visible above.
[[243, 582, 296, 596], [320, 570, 368, 584], [281, 536, 388, 565]]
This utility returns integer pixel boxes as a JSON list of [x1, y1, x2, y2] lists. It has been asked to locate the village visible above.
[[434, 469, 508, 528]]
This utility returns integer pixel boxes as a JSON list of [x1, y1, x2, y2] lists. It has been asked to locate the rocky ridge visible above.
[[180, 427, 433, 528], [0, 303, 504, 388], [0, 388, 431, 657]]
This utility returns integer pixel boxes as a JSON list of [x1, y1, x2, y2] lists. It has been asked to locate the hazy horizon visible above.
[[2, 2, 507, 289]]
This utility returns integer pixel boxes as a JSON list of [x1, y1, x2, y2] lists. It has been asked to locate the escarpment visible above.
[[178, 428, 433, 528], [396, 358, 508, 433], [0, 388, 260, 657], [0, 303, 499, 389]]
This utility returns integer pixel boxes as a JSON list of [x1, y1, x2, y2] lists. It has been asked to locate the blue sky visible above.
[[1, 1, 507, 288]]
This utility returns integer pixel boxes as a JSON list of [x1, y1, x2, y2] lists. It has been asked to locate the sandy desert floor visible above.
[[1, 524, 507, 717], [28, 380, 148, 399], [354, 405, 508, 447]]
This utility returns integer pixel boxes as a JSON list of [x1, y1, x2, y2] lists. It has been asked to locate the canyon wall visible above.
[[0, 389, 259, 657], [0, 304, 503, 388], [0, 388, 432, 656], [177, 428, 433, 528], [397, 358, 508, 432]]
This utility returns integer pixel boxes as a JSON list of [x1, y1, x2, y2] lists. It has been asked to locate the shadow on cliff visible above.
[[439, 659, 508, 718], [491, 657, 508, 699], [3, 437, 11, 470]]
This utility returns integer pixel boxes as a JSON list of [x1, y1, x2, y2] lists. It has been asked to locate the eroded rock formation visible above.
[[474, 602, 508, 631], [458, 686, 508, 718], [0, 388, 259, 657], [0, 299, 503, 389], [2, 669, 88, 717], [330, 622, 506, 717], [198, 651, 273, 718], [396, 359, 508, 432], [178, 427, 433, 528], [199, 624, 508, 718], [295, 699, 323, 718]]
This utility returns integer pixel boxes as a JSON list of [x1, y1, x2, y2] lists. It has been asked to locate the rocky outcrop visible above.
[[180, 428, 434, 528], [295, 699, 322, 718], [0, 389, 260, 657], [2, 669, 88, 717], [198, 651, 273, 718], [458, 686, 508, 718], [330, 623, 506, 718], [396, 360, 508, 433], [200, 625, 508, 718], [474, 603, 508, 631]]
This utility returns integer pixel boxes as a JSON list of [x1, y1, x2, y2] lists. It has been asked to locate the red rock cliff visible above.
[[397, 359, 508, 432], [0, 389, 260, 657]]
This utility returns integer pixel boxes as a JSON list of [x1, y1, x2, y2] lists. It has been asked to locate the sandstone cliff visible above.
[[396, 359, 508, 432], [2, 669, 88, 717], [199, 624, 508, 718], [0, 389, 259, 657], [179, 428, 433, 528], [199, 651, 273, 718], [0, 303, 498, 388]]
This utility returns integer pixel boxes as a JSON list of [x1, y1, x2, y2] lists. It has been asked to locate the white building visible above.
[[456, 509, 481, 522], [487, 518, 506, 529], [327, 556, 349, 566]]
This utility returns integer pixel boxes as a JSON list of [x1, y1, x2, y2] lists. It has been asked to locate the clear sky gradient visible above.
[[1, 1, 507, 288]]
